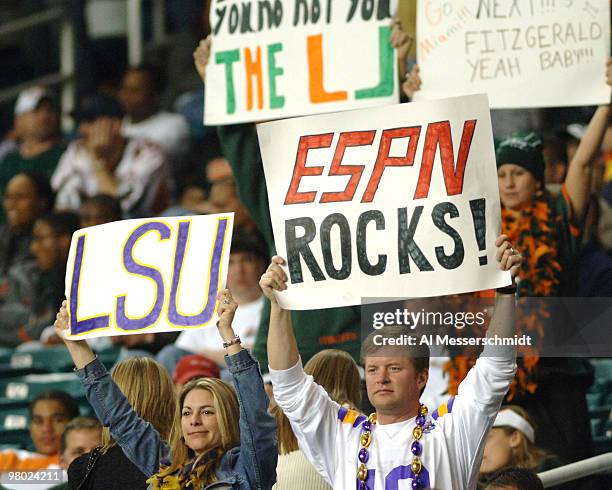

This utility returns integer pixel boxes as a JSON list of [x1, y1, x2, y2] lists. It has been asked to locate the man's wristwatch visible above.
[[222, 334, 241, 349]]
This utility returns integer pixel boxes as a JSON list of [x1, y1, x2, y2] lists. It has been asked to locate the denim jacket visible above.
[[76, 348, 277, 489]]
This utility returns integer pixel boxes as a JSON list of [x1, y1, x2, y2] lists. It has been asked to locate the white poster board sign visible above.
[[205, 0, 400, 125], [64, 214, 233, 339], [415, 0, 610, 108], [257, 94, 510, 310]]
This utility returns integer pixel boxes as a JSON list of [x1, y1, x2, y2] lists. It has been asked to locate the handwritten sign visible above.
[[257, 94, 509, 310], [415, 0, 610, 108], [205, 0, 400, 125], [64, 214, 233, 339]]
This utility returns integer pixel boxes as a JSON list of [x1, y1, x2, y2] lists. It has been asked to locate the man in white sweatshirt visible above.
[[261, 235, 522, 490]]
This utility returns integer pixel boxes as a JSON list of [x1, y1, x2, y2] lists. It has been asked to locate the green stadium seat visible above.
[[8, 346, 74, 374], [0, 373, 85, 407], [0, 406, 29, 431], [0, 347, 13, 364], [0, 406, 31, 451]]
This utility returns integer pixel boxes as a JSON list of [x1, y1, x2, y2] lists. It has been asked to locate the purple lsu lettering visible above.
[[357, 465, 431, 489], [69, 218, 229, 335]]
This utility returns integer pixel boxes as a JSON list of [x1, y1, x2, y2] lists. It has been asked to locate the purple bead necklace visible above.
[[356, 404, 429, 490]]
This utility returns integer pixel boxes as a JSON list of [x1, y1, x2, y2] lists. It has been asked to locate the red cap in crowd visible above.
[[174, 354, 221, 385]]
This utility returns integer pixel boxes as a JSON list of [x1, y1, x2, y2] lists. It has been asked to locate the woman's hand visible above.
[[495, 234, 523, 284], [216, 289, 241, 354], [259, 256, 287, 306], [194, 35, 212, 83], [54, 300, 71, 339], [54, 300, 96, 369]]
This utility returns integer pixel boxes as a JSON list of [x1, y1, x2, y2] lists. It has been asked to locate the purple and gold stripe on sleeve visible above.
[[338, 407, 367, 428], [431, 397, 455, 421]]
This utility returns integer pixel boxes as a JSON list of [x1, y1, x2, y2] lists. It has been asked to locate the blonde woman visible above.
[[479, 406, 560, 487], [273, 349, 361, 490], [65, 349, 176, 488], [55, 289, 277, 489]]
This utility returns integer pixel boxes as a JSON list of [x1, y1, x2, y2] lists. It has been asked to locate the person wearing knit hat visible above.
[[496, 132, 545, 211], [471, 61, 612, 469], [403, 52, 612, 466]]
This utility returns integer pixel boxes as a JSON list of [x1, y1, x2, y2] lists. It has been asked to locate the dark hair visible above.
[[360, 326, 430, 375], [80, 194, 122, 222], [30, 391, 80, 420], [485, 467, 544, 490], [72, 95, 123, 122], [17, 171, 55, 210], [128, 63, 165, 94], [37, 211, 80, 237], [230, 230, 269, 263], [59, 416, 101, 453]]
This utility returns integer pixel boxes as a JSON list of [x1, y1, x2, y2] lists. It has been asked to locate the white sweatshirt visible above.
[[269, 345, 516, 490]]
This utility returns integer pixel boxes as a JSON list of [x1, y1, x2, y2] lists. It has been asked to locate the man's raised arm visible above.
[[260, 256, 299, 370], [486, 234, 522, 341], [261, 256, 341, 484]]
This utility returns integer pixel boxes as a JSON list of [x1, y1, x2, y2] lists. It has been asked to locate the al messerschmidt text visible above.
[[373, 334, 532, 347]]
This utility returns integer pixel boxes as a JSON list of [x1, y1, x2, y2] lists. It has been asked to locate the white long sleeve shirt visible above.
[[51, 138, 167, 217], [269, 345, 516, 490]]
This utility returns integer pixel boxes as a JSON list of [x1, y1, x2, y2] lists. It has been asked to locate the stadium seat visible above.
[[0, 373, 85, 408], [7, 347, 75, 374], [0, 406, 31, 450]]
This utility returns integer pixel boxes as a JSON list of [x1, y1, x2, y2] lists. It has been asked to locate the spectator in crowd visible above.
[[161, 178, 208, 217], [49, 416, 103, 490], [59, 416, 102, 470], [157, 230, 268, 376], [272, 349, 361, 490], [494, 108, 608, 462], [31, 392, 80, 456], [404, 59, 612, 463], [118, 64, 191, 162], [404, 60, 610, 289], [0, 87, 65, 224], [261, 235, 522, 489], [484, 467, 544, 490], [164, 156, 257, 231], [51, 95, 170, 218], [479, 406, 560, 486], [0, 391, 79, 471], [68, 354, 175, 488], [173, 354, 220, 393], [542, 124, 587, 190], [0, 172, 54, 276], [78, 194, 122, 228], [54, 289, 277, 489], [205, 158, 255, 232], [542, 134, 568, 188], [0, 211, 79, 347]]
